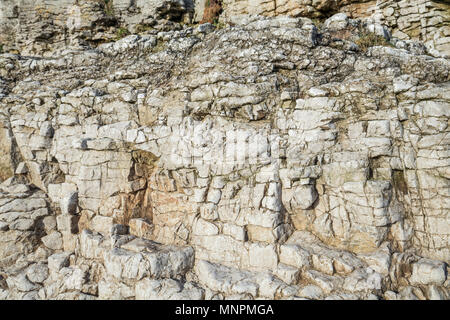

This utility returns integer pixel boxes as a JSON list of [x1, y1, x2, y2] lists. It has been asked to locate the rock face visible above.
[[0, 126, 14, 181], [368, 0, 450, 58], [0, 0, 448, 57], [217, 0, 449, 57], [0, 1, 449, 301], [0, 0, 194, 55], [220, 0, 370, 19]]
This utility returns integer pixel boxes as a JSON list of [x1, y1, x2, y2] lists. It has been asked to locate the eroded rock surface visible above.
[[0, 3, 449, 301]]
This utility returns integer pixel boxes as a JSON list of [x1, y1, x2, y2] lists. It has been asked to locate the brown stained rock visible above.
[[200, 0, 222, 24], [0, 127, 14, 182], [128, 218, 154, 240]]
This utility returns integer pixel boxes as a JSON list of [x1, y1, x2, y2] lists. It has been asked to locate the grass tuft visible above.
[[354, 31, 392, 52], [200, 0, 222, 24], [115, 27, 130, 40]]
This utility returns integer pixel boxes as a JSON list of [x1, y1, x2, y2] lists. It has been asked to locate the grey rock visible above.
[[41, 231, 63, 250], [26, 263, 49, 284], [48, 253, 71, 273]]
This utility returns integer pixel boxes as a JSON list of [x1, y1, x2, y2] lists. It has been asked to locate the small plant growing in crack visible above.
[[116, 27, 130, 40]]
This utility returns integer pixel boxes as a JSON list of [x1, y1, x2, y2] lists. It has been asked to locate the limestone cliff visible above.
[[0, 0, 449, 300]]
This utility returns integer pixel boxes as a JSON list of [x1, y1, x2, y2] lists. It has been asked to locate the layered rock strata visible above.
[[0, 6, 448, 300], [0, 1, 449, 57]]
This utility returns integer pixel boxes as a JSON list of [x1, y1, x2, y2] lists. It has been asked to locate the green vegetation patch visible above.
[[115, 27, 130, 40], [96, 0, 114, 16]]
